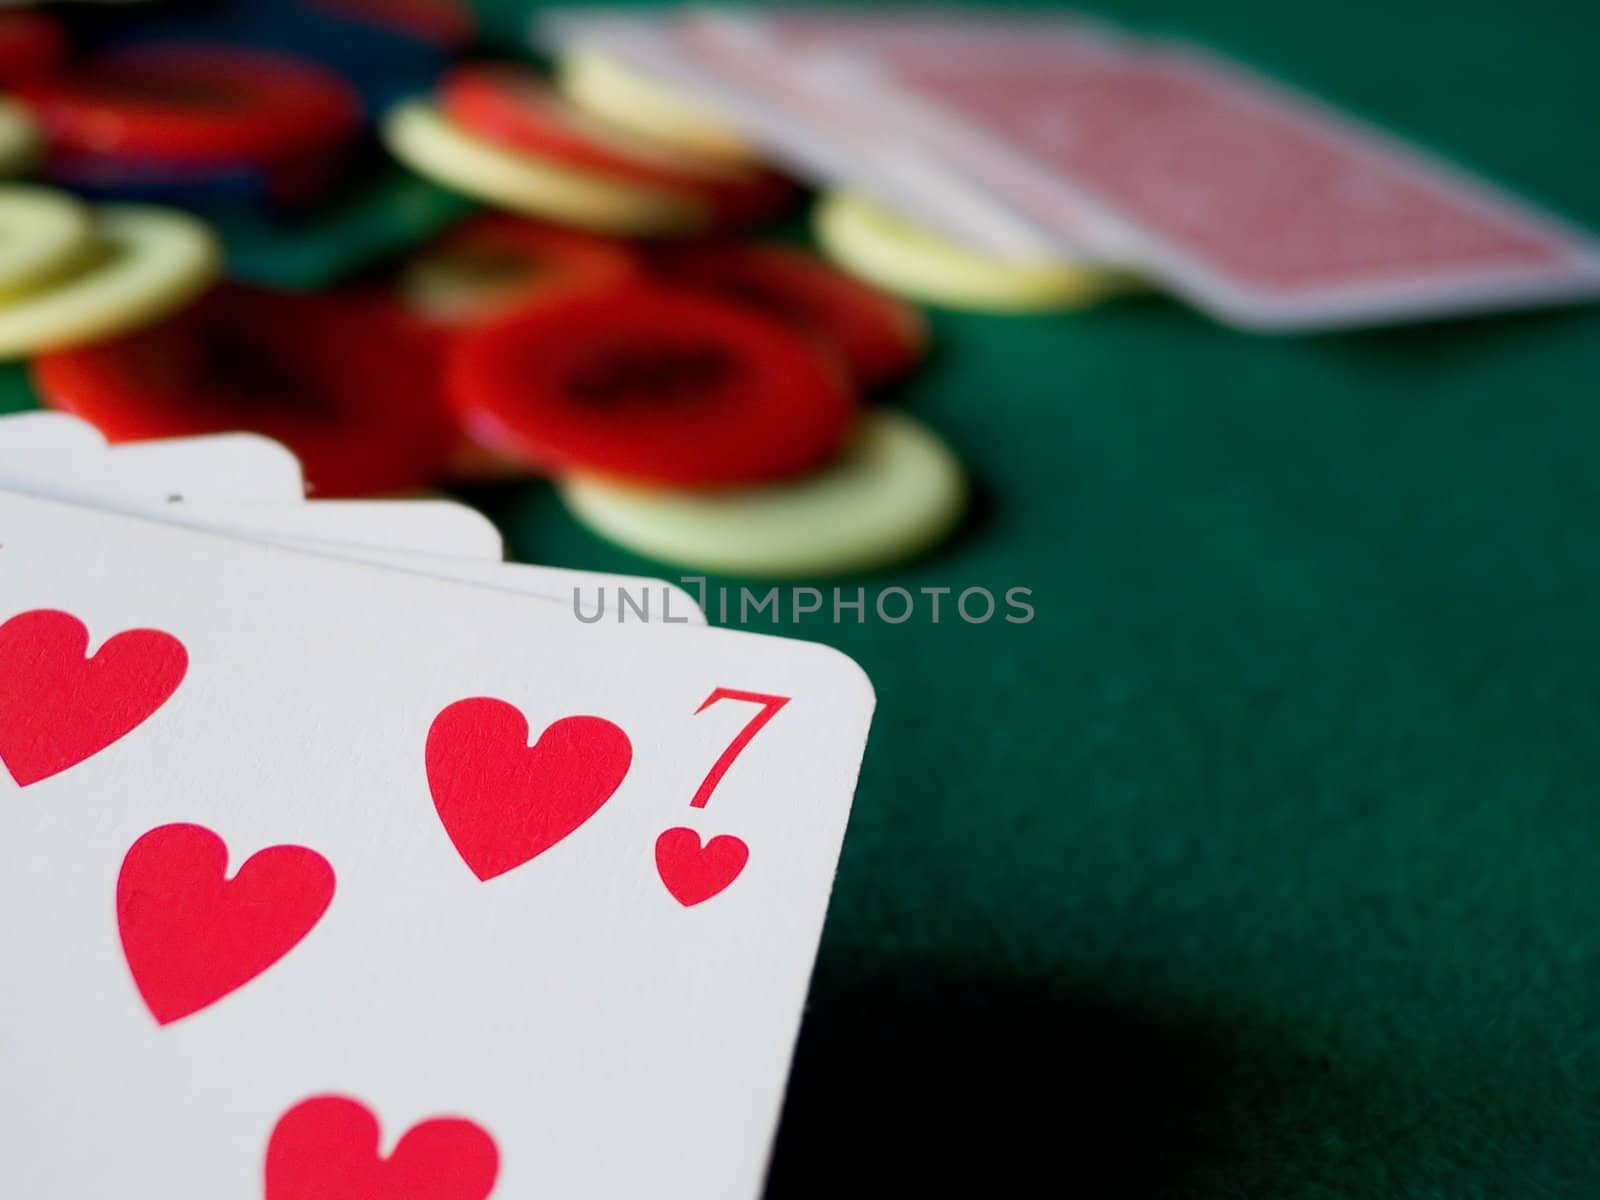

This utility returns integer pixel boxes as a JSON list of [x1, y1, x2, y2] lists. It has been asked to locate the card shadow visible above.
[[762, 954, 1333, 1199]]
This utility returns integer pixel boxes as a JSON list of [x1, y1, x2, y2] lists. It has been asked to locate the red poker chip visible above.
[[308, 0, 477, 49], [439, 64, 794, 228], [0, 11, 67, 85], [333, 276, 533, 481], [654, 243, 929, 388], [13, 44, 363, 166], [31, 284, 455, 497], [405, 214, 643, 323], [446, 281, 858, 487]]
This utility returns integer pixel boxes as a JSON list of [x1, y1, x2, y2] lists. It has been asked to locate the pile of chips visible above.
[[2, 2, 978, 576], [0, 186, 218, 358]]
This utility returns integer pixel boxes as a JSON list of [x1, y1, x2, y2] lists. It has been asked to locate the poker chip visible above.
[[557, 51, 759, 165], [382, 100, 712, 235], [0, 204, 220, 360], [655, 242, 928, 388], [446, 281, 857, 487], [439, 65, 793, 229], [13, 44, 363, 166], [305, 0, 476, 50], [31, 283, 455, 496], [106, 1, 456, 114], [400, 213, 642, 322], [0, 11, 66, 87], [444, 439, 533, 483], [0, 98, 41, 177], [212, 168, 471, 291], [309, 282, 523, 482], [41, 141, 348, 211], [558, 410, 966, 576], [814, 191, 1133, 313], [0, 186, 97, 300]]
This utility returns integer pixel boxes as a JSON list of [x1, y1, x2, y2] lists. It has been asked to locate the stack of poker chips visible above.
[[3, 3, 975, 577]]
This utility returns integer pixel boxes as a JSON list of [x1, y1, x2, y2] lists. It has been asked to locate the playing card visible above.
[[0, 417, 703, 621], [536, 8, 1076, 259], [577, 7, 1600, 326], [0, 412, 106, 461], [0, 491, 871, 1197], [5, 480, 702, 621], [0, 432, 307, 502], [126, 509, 705, 623], [129, 499, 507, 561], [697, 7, 1127, 256], [323, 549, 709, 625], [808, 31, 1600, 328], [123, 495, 702, 620]]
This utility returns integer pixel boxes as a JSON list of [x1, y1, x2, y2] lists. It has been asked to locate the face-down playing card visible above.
[[0, 492, 872, 1198], [791, 33, 1600, 328], [536, 7, 1098, 259], [591, 7, 1600, 327]]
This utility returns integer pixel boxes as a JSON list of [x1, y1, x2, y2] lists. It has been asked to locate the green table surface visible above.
[[7, 1, 1600, 1194]]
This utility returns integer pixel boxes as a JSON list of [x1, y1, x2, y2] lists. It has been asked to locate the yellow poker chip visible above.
[[557, 51, 760, 166], [0, 204, 220, 359], [814, 190, 1134, 314], [0, 98, 41, 177], [558, 410, 966, 577], [0, 186, 97, 300], [381, 101, 712, 236]]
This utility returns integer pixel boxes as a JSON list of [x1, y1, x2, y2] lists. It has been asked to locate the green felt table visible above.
[[7, 1, 1600, 1194]]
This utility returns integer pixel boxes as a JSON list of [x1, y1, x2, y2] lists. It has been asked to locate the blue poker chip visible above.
[[43, 156, 274, 208], [294, 0, 476, 52], [73, 1, 455, 113]]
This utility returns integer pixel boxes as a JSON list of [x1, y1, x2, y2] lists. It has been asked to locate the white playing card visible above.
[[2, 477, 702, 621], [138, 499, 703, 621], [102, 436, 308, 500], [0, 491, 872, 1198], [0, 432, 306, 502], [0, 417, 704, 621], [323, 548, 708, 625], [132, 512, 706, 623], [133, 499, 507, 561], [0, 412, 106, 461]]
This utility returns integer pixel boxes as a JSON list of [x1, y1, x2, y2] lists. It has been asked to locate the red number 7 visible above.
[[690, 688, 790, 809]]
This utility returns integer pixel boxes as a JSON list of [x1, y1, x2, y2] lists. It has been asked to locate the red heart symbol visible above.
[[0, 608, 187, 786], [117, 823, 335, 1025], [265, 1095, 499, 1200], [426, 697, 632, 882], [655, 828, 749, 906]]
